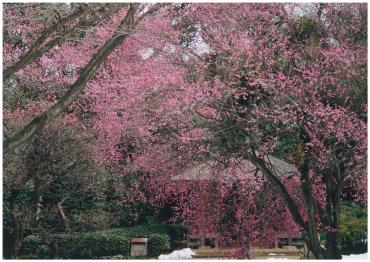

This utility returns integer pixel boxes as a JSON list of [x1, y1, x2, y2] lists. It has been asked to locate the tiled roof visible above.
[[173, 155, 298, 181]]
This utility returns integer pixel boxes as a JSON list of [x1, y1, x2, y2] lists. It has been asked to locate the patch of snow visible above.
[[342, 253, 368, 260], [267, 252, 368, 260], [158, 248, 196, 260], [268, 253, 286, 256]]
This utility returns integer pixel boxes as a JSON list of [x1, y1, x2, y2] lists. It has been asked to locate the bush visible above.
[[289, 16, 324, 45], [167, 224, 187, 240], [148, 233, 171, 257], [54, 234, 76, 259], [57, 225, 173, 259], [340, 203, 367, 254], [106, 223, 185, 240], [22, 224, 175, 258], [54, 232, 130, 259], [20, 235, 51, 259]]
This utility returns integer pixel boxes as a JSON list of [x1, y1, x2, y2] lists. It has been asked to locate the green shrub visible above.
[[57, 224, 173, 258], [20, 224, 176, 259], [55, 232, 130, 259], [340, 203, 367, 254], [148, 233, 171, 257], [289, 16, 324, 45], [54, 234, 77, 259], [106, 223, 184, 240], [20, 235, 51, 259], [167, 224, 187, 240]]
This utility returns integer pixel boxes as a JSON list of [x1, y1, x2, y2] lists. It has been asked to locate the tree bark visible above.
[[31, 177, 42, 226], [9, 189, 24, 258], [298, 158, 327, 259], [57, 198, 70, 232], [326, 231, 341, 259], [326, 185, 341, 259], [249, 153, 331, 259], [301, 178, 325, 259], [248, 154, 306, 229], [322, 167, 343, 259]]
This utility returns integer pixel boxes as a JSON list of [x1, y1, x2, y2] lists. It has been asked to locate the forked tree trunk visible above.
[[250, 153, 341, 259], [300, 174, 325, 259]]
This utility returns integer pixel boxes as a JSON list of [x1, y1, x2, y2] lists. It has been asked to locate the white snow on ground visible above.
[[266, 253, 368, 260], [268, 253, 287, 256], [342, 253, 368, 260], [158, 248, 196, 260]]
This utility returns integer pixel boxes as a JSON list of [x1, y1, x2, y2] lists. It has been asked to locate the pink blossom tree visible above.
[[3, 3, 367, 259]]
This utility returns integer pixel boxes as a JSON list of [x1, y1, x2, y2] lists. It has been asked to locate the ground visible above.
[[159, 247, 368, 260]]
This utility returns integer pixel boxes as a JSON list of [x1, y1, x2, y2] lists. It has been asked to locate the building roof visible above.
[[172, 155, 298, 181], [131, 238, 148, 243]]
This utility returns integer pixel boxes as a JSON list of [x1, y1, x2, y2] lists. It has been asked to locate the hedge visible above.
[[148, 233, 171, 257], [20, 224, 180, 259], [19, 235, 52, 259], [71, 233, 130, 259], [340, 203, 367, 254]]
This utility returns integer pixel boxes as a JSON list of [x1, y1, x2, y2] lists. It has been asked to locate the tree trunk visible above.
[[326, 231, 341, 259], [12, 217, 24, 259], [302, 206, 324, 259], [57, 198, 70, 232], [301, 178, 325, 259], [323, 170, 342, 259], [9, 189, 24, 258], [250, 153, 329, 259], [325, 191, 341, 259], [32, 177, 42, 226]]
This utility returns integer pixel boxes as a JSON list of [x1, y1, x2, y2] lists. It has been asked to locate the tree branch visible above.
[[248, 153, 307, 230], [57, 197, 70, 232], [3, 4, 88, 81], [4, 5, 141, 153]]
